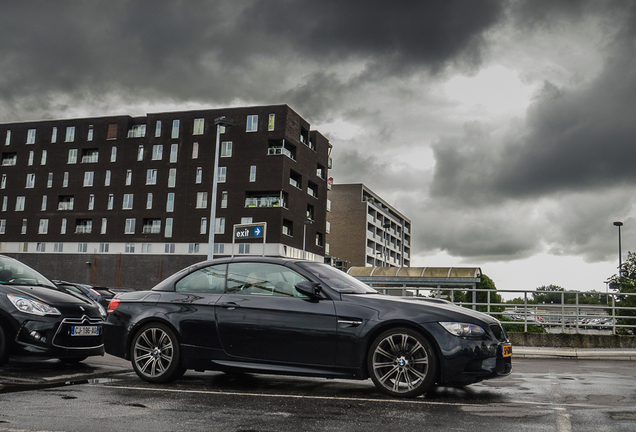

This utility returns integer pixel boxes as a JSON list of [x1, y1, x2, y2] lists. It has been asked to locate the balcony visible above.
[[2, 157, 16, 166], [58, 201, 74, 211], [268, 147, 294, 160]]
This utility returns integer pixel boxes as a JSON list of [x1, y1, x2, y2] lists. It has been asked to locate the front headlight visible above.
[[439, 322, 485, 338], [96, 302, 107, 318], [7, 294, 61, 316]]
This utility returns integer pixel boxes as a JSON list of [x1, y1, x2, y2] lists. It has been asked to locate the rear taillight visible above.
[[107, 298, 120, 314]]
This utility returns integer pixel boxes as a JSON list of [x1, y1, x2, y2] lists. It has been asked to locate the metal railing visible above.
[[374, 286, 636, 334]]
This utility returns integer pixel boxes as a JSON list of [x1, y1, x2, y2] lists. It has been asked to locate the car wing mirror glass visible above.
[[295, 281, 321, 298]]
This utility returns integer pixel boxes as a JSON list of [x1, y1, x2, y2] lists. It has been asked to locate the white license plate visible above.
[[71, 325, 100, 336]]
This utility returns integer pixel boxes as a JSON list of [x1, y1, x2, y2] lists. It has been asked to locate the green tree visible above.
[[607, 250, 636, 333]]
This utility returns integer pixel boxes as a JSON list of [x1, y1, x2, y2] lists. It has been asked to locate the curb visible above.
[[513, 346, 636, 360]]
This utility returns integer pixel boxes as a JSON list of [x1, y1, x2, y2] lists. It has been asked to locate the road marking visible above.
[[554, 407, 573, 432]]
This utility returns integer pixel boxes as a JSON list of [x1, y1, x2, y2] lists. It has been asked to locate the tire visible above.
[[130, 323, 185, 383], [0, 325, 8, 367], [367, 327, 438, 398]]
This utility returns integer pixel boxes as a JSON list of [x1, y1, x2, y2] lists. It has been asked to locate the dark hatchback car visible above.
[[105, 257, 511, 397], [0, 255, 105, 367], [53, 280, 116, 309]]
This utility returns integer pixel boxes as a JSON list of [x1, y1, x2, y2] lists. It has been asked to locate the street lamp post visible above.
[[207, 116, 233, 260], [303, 219, 314, 260], [614, 221, 624, 277]]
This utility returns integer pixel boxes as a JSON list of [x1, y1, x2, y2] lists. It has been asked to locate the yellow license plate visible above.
[[502, 344, 513, 357]]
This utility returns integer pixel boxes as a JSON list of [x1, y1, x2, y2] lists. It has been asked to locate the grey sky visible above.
[[2, 0, 635, 290]]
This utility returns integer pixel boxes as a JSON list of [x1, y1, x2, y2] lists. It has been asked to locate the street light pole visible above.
[[303, 219, 314, 260], [614, 221, 624, 277], [207, 116, 233, 261]]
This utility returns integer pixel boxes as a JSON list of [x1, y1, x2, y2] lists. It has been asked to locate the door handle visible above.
[[220, 302, 240, 310]]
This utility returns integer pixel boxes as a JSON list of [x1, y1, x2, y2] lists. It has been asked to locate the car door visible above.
[[216, 262, 338, 366]]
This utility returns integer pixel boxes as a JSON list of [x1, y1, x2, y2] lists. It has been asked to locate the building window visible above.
[[26, 129, 36, 144], [47, 173, 53, 188], [246, 115, 258, 132], [217, 167, 226, 183], [27, 151, 34, 166], [238, 243, 250, 254], [105, 170, 111, 186], [195, 167, 203, 184], [290, 170, 302, 189], [123, 194, 134, 210], [65, 127, 75, 142], [152, 145, 163, 160], [188, 243, 200, 254], [125, 218, 136, 234], [88, 194, 95, 210], [307, 181, 318, 198], [142, 219, 161, 234], [82, 148, 100, 163], [54, 243, 63, 252], [326, 221, 331, 233], [26, 173, 35, 188], [83, 171, 94, 187], [38, 219, 49, 234], [1, 197, 6, 212], [316, 233, 324, 247], [146, 193, 153, 209], [307, 204, 314, 220], [61, 218, 67, 234], [155, 121, 162, 137], [142, 243, 152, 253], [170, 144, 178, 163], [327, 199, 331, 212], [0, 219, 5, 234], [58, 196, 74, 210], [41, 195, 47, 211], [21, 219, 27, 235], [2, 152, 17, 166], [76, 243, 87, 253], [166, 193, 175, 212], [214, 243, 224, 254], [68, 149, 78, 164], [171, 120, 180, 139], [51, 127, 57, 143], [137, 145, 144, 161], [100, 242, 109, 251], [87, 126, 94, 141], [196, 192, 208, 208], [101, 218, 108, 234], [282, 219, 293, 237], [192, 142, 199, 159], [165, 243, 176, 253], [168, 168, 176, 187], [15, 196, 25, 211], [75, 219, 92, 234], [165, 219, 173, 238], [249, 165, 256, 182], [125, 243, 135, 253], [128, 124, 146, 138], [215, 217, 225, 234], [107, 124, 118, 140], [1, 174, 6, 189], [146, 169, 157, 185], [268, 114, 275, 131], [110, 146, 117, 162], [221, 141, 232, 157], [193, 118, 204, 135], [41, 150, 47, 165], [241, 217, 253, 224], [4, 130, 9, 146], [107, 194, 114, 210], [221, 191, 228, 208], [63, 172, 69, 188], [125, 170, 132, 186], [200, 217, 207, 234]]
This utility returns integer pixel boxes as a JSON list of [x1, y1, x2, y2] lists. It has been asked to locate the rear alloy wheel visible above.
[[368, 328, 437, 398], [0, 325, 8, 367], [131, 323, 185, 383]]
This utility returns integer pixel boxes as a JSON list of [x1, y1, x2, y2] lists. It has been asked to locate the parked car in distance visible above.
[[0, 255, 105, 367], [105, 257, 512, 398], [53, 280, 116, 309]]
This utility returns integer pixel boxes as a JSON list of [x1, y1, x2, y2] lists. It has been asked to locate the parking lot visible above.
[[1, 354, 636, 431]]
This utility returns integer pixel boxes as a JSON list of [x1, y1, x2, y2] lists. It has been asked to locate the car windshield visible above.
[[298, 262, 377, 294], [0, 256, 56, 288]]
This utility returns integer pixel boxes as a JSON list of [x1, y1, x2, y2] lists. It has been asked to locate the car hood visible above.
[[345, 293, 501, 325], [1, 284, 95, 307]]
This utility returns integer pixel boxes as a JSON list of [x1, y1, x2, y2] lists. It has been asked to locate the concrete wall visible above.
[[5, 253, 203, 290], [509, 332, 636, 348]]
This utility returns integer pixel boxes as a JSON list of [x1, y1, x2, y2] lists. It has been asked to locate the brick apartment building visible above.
[[0, 105, 331, 289]]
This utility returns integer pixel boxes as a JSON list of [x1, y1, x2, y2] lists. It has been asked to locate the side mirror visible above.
[[295, 281, 321, 298]]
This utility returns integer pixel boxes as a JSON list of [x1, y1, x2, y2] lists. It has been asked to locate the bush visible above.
[[499, 316, 546, 333]]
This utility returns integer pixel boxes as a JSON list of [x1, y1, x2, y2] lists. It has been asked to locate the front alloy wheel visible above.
[[131, 323, 185, 383], [368, 328, 437, 397]]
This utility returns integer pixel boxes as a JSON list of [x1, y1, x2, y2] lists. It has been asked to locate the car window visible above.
[[298, 262, 377, 294], [175, 264, 226, 293], [226, 262, 309, 297], [0, 256, 56, 288]]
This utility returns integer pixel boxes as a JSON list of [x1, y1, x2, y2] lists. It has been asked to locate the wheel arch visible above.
[[360, 320, 442, 382]]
